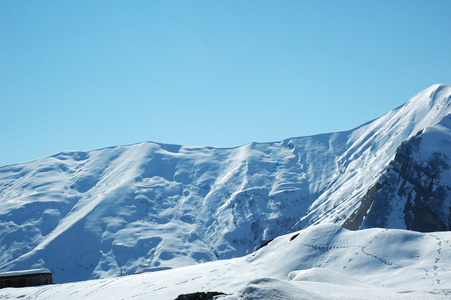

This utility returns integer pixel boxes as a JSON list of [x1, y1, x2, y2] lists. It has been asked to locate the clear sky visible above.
[[1, 1, 450, 166]]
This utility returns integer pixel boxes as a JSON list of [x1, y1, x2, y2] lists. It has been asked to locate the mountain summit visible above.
[[1, 84, 451, 283]]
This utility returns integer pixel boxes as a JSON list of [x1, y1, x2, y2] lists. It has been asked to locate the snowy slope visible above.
[[1, 84, 451, 284], [359, 114, 451, 231], [1, 224, 451, 299]]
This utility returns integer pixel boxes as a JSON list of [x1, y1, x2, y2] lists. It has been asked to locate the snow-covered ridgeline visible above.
[[0, 84, 450, 283]]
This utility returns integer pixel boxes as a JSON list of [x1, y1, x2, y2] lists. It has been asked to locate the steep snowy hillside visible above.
[[359, 116, 451, 231], [1, 225, 451, 299], [0, 84, 451, 284], [344, 84, 451, 231]]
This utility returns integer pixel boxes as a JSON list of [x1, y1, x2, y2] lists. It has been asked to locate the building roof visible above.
[[0, 268, 51, 278]]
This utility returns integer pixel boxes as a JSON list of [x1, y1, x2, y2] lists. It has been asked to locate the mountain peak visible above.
[[1, 84, 451, 283], [403, 83, 451, 113]]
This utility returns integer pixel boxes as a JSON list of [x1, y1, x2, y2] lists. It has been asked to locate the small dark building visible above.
[[0, 268, 52, 289]]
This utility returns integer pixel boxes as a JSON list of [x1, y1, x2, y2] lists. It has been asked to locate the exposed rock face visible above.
[[360, 133, 451, 231], [341, 184, 378, 231]]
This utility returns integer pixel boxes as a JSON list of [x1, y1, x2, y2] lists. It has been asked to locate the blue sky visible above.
[[1, 1, 450, 166]]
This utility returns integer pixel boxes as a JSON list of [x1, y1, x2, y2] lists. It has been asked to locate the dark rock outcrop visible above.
[[359, 136, 450, 231], [174, 291, 227, 300]]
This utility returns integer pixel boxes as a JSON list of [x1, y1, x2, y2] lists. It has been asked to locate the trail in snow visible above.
[[1, 224, 451, 299]]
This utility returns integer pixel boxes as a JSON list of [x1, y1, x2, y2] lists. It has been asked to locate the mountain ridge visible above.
[[1, 84, 451, 283]]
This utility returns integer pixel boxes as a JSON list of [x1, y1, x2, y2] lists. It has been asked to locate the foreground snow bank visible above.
[[1, 224, 450, 299], [223, 277, 445, 300]]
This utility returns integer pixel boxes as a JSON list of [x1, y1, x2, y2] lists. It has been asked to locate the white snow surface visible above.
[[1, 224, 450, 299], [1, 84, 451, 289]]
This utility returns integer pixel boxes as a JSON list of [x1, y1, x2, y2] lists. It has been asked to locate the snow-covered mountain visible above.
[[1, 84, 451, 284]]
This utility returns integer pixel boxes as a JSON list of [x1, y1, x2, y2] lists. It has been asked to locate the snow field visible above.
[[1, 224, 450, 299]]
